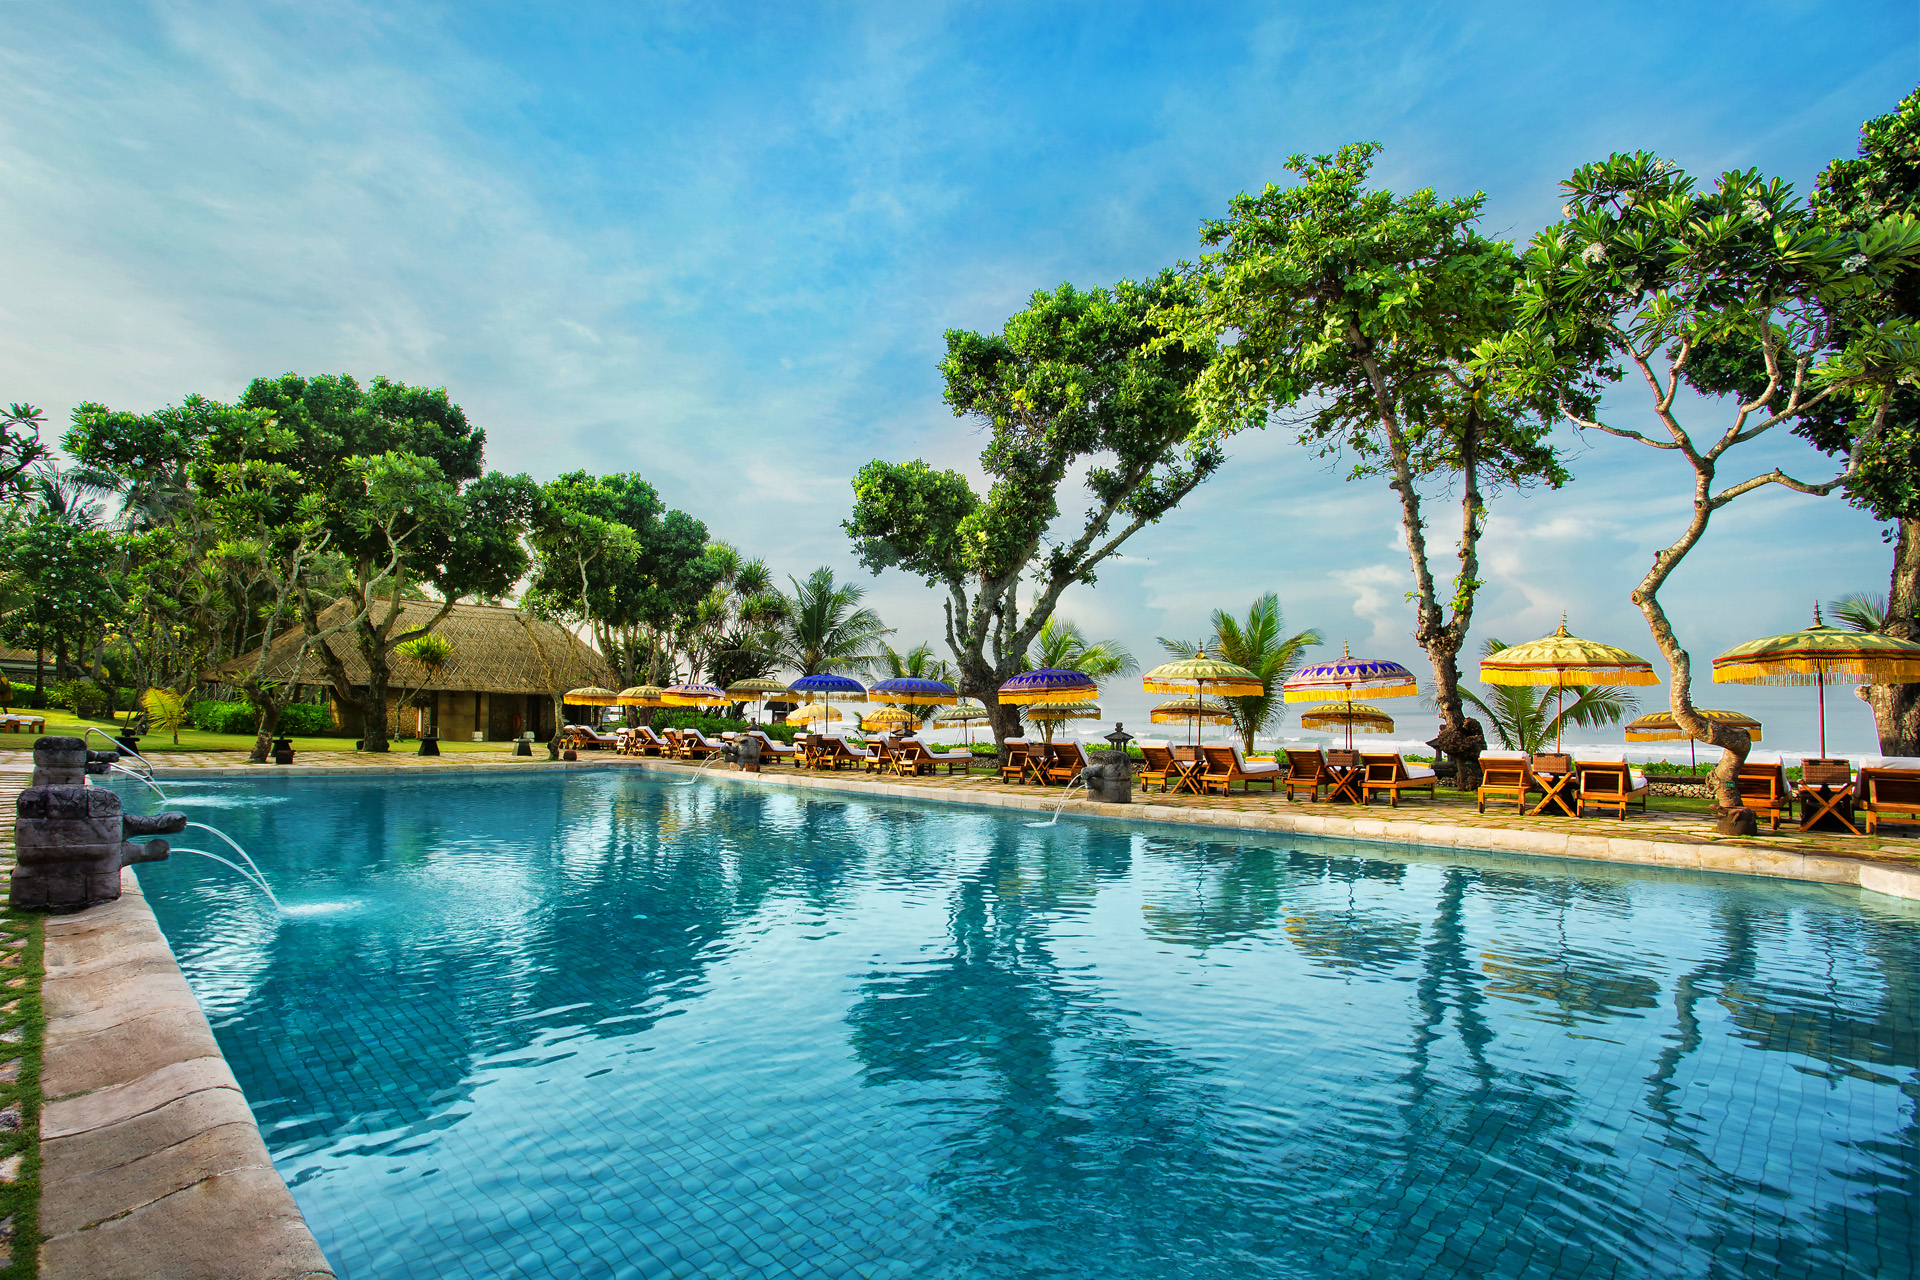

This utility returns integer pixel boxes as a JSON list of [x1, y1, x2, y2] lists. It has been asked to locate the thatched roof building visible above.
[[225, 600, 615, 740]]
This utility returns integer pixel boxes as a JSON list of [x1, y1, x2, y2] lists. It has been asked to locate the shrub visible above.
[[276, 703, 335, 736], [0, 675, 10, 709], [50, 678, 109, 717], [188, 699, 260, 735], [650, 710, 797, 743]]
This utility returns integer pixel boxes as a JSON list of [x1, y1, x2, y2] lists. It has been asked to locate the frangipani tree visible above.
[[1479, 151, 1920, 813], [848, 275, 1230, 750], [1155, 145, 1573, 789]]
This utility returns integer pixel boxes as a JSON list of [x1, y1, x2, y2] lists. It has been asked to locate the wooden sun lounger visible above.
[[1138, 744, 1177, 793], [994, 740, 1030, 784], [563, 725, 620, 751], [1200, 745, 1281, 794], [1045, 742, 1091, 786], [1283, 748, 1328, 801], [811, 735, 873, 771], [1, 715, 47, 734], [1360, 753, 1437, 806], [1857, 758, 1920, 834], [1576, 758, 1649, 819], [677, 729, 725, 760], [745, 730, 798, 763], [894, 738, 973, 776], [1734, 758, 1790, 831], [1476, 752, 1533, 814]]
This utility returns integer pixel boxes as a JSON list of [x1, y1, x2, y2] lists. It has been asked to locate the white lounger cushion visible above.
[[1230, 746, 1281, 774], [1406, 765, 1437, 780], [1577, 748, 1627, 763], [1862, 756, 1920, 770], [1481, 750, 1525, 761]]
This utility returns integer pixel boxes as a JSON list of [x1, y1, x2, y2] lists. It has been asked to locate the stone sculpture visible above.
[[11, 737, 185, 912], [1082, 751, 1133, 803]]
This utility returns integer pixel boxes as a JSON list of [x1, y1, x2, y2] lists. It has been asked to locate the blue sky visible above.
[[5, 2, 1916, 753]]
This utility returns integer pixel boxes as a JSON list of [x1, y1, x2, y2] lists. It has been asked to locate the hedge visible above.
[[186, 700, 335, 736]]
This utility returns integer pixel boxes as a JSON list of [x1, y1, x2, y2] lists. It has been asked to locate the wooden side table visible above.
[[1324, 750, 1366, 804], [1529, 753, 1578, 816], [1798, 758, 1860, 834]]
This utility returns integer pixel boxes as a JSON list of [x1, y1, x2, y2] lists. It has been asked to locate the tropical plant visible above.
[[1480, 149, 1920, 810], [1800, 89, 1920, 754], [847, 273, 1227, 749], [770, 567, 892, 678], [394, 634, 454, 739], [0, 403, 50, 504], [1157, 593, 1321, 753], [1828, 592, 1889, 633], [1156, 144, 1572, 786], [1459, 639, 1638, 753], [143, 686, 189, 744], [875, 641, 958, 724], [1024, 618, 1137, 680]]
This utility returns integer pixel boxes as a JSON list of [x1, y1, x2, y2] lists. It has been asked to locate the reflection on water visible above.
[[124, 772, 1920, 1280]]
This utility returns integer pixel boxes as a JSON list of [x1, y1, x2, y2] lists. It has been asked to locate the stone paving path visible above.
[[14, 745, 1906, 870]]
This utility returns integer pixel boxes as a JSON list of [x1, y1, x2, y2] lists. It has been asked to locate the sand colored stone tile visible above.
[[42, 1006, 222, 1100], [42, 1057, 240, 1140], [45, 968, 201, 1037], [41, 1111, 271, 1236], [41, 1165, 335, 1280]]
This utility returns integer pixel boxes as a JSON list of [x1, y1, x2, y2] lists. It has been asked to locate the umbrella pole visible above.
[[1556, 673, 1565, 754], [1817, 670, 1826, 759]]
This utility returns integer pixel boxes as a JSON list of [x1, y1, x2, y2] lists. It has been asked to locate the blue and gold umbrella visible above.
[[997, 668, 1099, 706]]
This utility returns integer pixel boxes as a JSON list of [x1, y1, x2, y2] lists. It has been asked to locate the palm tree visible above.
[[1459, 637, 1638, 752], [1829, 592, 1888, 633], [876, 641, 958, 726], [1024, 617, 1137, 679], [771, 566, 893, 678], [1157, 593, 1321, 753]]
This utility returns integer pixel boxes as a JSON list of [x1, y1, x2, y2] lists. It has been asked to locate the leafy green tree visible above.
[[1459, 638, 1637, 753], [771, 566, 892, 678], [0, 404, 50, 504], [848, 275, 1224, 749], [1155, 144, 1571, 787], [0, 514, 121, 693], [235, 374, 535, 751], [1158, 593, 1322, 753], [1798, 89, 1920, 754], [1481, 151, 1920, 811]]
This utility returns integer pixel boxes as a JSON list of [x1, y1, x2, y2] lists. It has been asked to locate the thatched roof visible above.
[[221, 600, 615, 695]]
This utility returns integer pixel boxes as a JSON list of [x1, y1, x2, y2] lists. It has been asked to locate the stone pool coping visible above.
[[37, 867, 333, 1280]]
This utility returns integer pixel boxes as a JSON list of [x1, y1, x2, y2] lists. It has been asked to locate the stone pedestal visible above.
[[12, 738, 185, 912], [1083, 750, 1133, 803]]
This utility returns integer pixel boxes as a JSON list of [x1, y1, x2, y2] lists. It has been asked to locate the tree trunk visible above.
[[248, 698, 283, 765], [548, 691, 565, 760], [1632, 491, 1750, 813], [1863, 515, 1920, 755]]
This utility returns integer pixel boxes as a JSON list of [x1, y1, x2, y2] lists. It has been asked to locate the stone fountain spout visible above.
[[11, 737, 187, 912]]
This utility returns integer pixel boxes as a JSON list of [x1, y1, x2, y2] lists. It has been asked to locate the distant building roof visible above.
[[221, 600, 615, 695]]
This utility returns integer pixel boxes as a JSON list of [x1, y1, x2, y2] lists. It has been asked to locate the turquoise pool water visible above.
[[124, 770, 1917, 1280]]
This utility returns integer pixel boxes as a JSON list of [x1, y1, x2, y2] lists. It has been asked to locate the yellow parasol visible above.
[[661, 683, 730, 708], [1479, 617, 1657, 753], [1299, 702, 1396, 735], [1023, 700, 1100, 745], [1625, 708, 1760, 773], [932, 697, 990, 748], [615, 685, 665, 706], [1149, 696, 1234, 724], [726, 678, 792, 726], [1143, 653, 1262, 745], [786, 703, 846, 725], [566, 686, 620, 706], [862, 707, 921, 732], [1713, 607, 1920, 756]]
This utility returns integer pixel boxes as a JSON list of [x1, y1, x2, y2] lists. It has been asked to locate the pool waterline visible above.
[[121, 770, 1919, 1280]]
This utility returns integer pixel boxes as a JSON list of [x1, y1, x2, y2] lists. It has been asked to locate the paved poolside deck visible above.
[[8, 746, 1913, 897]]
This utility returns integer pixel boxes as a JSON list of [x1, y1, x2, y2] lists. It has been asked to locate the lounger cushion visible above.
[[1862, 756, 1920, 771], [1406, 765, 1437, 780], [1578, 749, 1627, 763], [1481, 750, 1525, 761]]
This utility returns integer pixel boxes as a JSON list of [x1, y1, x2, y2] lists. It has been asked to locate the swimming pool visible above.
[[125, 770, 1917, 1279]]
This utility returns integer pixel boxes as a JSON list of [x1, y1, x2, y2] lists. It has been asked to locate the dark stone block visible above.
[[10, 737, 183, 911]]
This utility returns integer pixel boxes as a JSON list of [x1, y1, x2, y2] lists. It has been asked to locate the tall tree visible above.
[[1158, 593, 1322, 754], [1482, 151, 1920, 814], [237, 374, 534, 751], [1155, 144, 1572, 789], [771, 566, 892, 678], [1800, 88, 1920, 754], [847, 275, 1227, 750]]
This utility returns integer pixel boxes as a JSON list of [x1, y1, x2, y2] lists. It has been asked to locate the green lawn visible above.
[[5, 709, 519, 755]]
